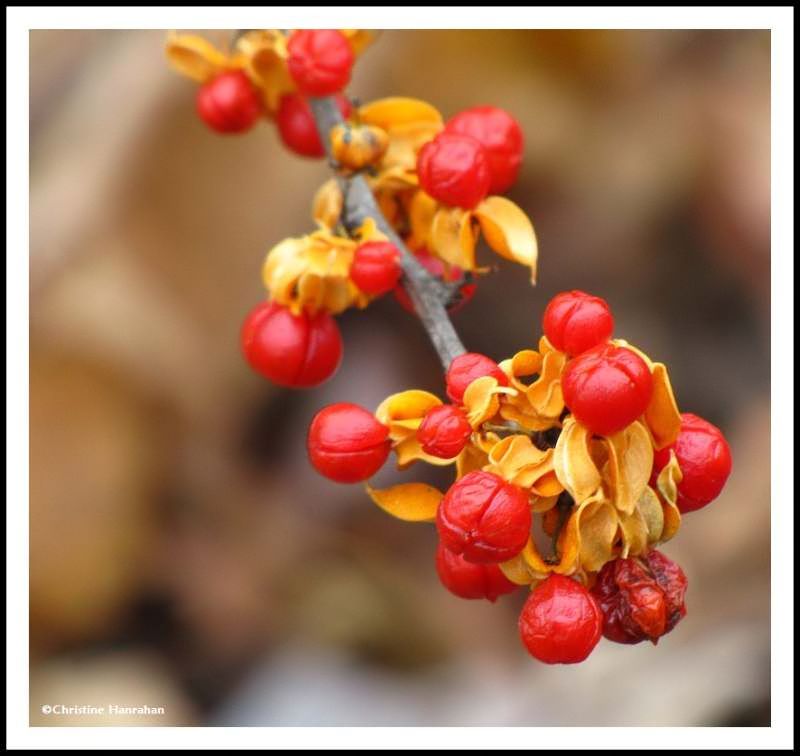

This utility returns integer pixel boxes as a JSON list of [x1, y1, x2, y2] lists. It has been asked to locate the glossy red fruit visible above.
[[276, 92, 352, 158], [417, 405, 472, 459], [435, 542, 518, 602], [561, 343, 653, 436], [652, 413, 732, 513], [591, 550, 688, 645], [196, 70, 262, 134], [241, 302, 342, 388], [350, 241, 402, 296], [417, 132, 492, 210], [436, 471, 531, 563], [393, 249, 476, 316], [445, 106, 524, 193], [445, 352, 508, 404], [542, 290, 614, 356], [519, 575, 603, 664], [307, 403, 391, 483], [287, 29, 354, 96]]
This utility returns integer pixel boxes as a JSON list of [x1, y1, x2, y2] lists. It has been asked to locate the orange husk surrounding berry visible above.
[[235, 30, 293, 114], [262, 221, 386, 316], [484, 434, 562, 497], [354, 96, 538, 283], [359, 97, 443, 181], [455, 440, 491, 478], [644, 363, 682, 450], [611, 339, 682, 450], [366, 482, 442, 522], [312, 179, 344, 230], [461, 375, 516, 428], [601, 421, 654, 517], [654, 450, 683, 542], [167, 29, 375, 117], [407, 191, 439, 251], [369, 358, 685, 583], [375, 390, 455, 468], [497, 340, 567, 431], [474, 196, 539, 283], [330, 123, 390, 172], [262, 232, 362, 315], [165, 32, 243, 83], [553, 418, 603, 503], [500, 541, 549, 586], [424, 196, 539, 284]]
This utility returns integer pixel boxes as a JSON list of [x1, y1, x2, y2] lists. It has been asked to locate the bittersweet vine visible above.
[[167, 29, 732, 665]]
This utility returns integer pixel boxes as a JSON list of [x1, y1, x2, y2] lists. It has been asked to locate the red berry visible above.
[[591, 550, 687, 645], [436, 471, 531, 563], [542, 290, 614, 356], [417, 133, 492, 210], [418, 405, 472, 459], [307, 403, 391, 483], [562, 343, 653, 436], [349, 241, 402, 296], [445, 106, 524, 193], [435, 542, 518, 602], [652, 413, 732, 513], [240, 302, 342, 388], [445, 352, 508, 404], [287, 29, 354, 97], [519, 574, 603, 664], [196, 70, 262, 134], [276, 92, 352, 158], [393, 249, 476, 316], [646, 550, 688, 632]]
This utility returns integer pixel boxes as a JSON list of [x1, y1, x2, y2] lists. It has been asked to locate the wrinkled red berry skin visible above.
[[241, 302, 342, 388], [436, 471, 531, 563], [519, 575, 603, 664], [394, 249, 476, 315], [646, 550, 688, 631], [561, 343, 653, 436], [592, 558, 665, 644], [445, 106, 523, 194], [350, 241, 402, 296], [591, 550, 687, 645], [543, 290, 614, 356], [445, 353, 508, 404], [418, 405, 472, 459], [307, 403, 391, 483], [276, 92, 352, 158], [196, 71, 261, 134], [417, 133, 492, 210], [652, 413, 732, 513], [287, 29, 354, 96], [435, 542, 518, 602]]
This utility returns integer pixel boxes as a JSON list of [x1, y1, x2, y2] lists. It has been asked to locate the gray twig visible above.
[[308, 95, 467, 369]]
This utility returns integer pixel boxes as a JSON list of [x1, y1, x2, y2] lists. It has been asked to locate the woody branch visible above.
[[308, 95, 467, 369]]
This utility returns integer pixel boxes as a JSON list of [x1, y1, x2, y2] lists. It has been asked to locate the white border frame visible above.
[[7, 6, 793, 750]]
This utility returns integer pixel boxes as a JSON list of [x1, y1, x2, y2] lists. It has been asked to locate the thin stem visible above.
[[308, 95, 467, 369]]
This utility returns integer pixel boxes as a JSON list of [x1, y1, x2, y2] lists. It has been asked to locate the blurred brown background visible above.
[[29, 29, 770, 726]]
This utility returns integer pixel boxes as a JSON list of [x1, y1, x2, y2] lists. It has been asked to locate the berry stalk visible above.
[[308, 94, 467, 368]]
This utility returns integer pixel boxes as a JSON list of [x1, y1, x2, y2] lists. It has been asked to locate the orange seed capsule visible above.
[[330, 123, 389, 171]]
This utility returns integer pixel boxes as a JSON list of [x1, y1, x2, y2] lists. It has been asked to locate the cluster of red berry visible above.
[[418, 105, 523, 206], [238, 94, 526, 388], [195, 29, 354, 151], [169, 30, 732, 665], [169, 30, 536, 390], [202, 34, 525, 388], [306, 290, 732, 663], [239, 236, 404, 388]]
